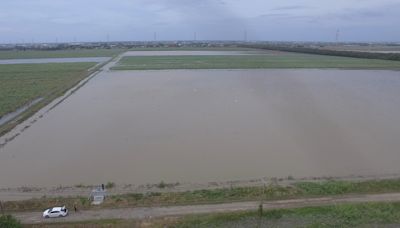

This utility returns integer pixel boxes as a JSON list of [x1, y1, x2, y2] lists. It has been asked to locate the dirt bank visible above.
[[1, 173, 400, 202]]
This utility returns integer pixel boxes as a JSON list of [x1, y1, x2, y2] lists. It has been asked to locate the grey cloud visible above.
[[271, 5, 309, 11], [0, 0, 399, 43]]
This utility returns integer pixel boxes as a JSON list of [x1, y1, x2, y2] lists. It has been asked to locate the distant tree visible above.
[[0, 215, 22, 228], [243, 44, 400, 61]]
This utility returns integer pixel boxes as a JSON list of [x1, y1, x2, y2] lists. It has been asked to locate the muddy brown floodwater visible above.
[[1, 69, 400, 187]]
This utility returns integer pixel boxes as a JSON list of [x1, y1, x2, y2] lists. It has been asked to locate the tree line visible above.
[[242, 44, 400, 61]]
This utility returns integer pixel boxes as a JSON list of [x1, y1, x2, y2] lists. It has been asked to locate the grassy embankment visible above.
[[21, 202, 400, 227], [112, 52, 400, 70], [4, 179, 400, 213], [172, 202, 400, 227], [0, 49, 124, 59]]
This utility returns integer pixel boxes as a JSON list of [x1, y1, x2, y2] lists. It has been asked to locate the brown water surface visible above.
[[1, 69, 400, 187]]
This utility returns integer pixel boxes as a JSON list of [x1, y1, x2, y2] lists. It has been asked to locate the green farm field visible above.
[[0, 48, 124, 59], [0, 62, 96, 135], [128, 46, 256, 51], [112, 52, 400, 70]]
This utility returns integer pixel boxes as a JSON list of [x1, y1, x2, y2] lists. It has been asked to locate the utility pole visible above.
[[258, 182, 266, 227], [335, 29, 340, 43], [153, 32, 157, 41], [244, 29, 248, 42], [0, 200, 4, 215], [194, 32, 197, 41]]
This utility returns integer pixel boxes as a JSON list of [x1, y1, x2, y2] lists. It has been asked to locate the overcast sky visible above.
[[1, 0, 399, 43]]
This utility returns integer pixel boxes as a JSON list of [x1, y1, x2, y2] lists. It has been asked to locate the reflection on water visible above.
[[1, 69, 400, 187]]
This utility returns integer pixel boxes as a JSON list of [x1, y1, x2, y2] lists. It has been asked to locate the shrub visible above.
[[0, 215, 22, 228], [105, 182, 115, 189], [264, 209, 284, 219], [158, 181, 166, 189], [79, 197, 88, 206], [127, 193, 144, 200]]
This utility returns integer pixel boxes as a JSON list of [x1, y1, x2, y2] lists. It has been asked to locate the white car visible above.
[[43, 206, 68, 218]]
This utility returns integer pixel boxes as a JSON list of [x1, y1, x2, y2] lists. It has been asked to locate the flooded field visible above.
[[0, 57, 110, 64], [1, 69, 400, 187]]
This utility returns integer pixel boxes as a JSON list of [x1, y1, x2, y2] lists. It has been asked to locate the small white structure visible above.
[[90, 186, 107, 205]]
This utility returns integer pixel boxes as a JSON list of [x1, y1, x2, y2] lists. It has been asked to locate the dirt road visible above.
[[13, 192, 400, 224]]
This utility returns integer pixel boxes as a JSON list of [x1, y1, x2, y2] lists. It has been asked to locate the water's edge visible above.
[[0, 54, 121, 149], [0, 98, 43, 126]]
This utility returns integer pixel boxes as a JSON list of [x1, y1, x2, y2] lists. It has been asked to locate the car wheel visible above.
[[59, 214, 63, 217], [45, 215, 49, 218]]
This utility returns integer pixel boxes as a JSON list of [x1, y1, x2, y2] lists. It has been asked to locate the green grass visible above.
[[128, 46, 255, 51], [175, 202, 400, 227], [0, 63, 95, 117], [23, 218, 134, 228], [4, 179, 400, 213], [0, 49, 124, 59], [0, 62, 97, 136], [0, 215, 22, 228], [106, 182, 116, 189], [21, 202, 400, 227], [294, 179, 400, 195], [112, 53, 400, 70]]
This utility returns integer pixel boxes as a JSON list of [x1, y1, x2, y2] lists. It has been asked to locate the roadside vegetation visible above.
[[21, 202, 400, 227], [172, 202, 400, 227], [0, 215, 22, 228], [0, 62, 96, 136], [112, 53, 400, 70], [23, 218, 139, 228], [23, 219, 138, 228], [4, 179, 400, 213], [0, 49, 124, 59]]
